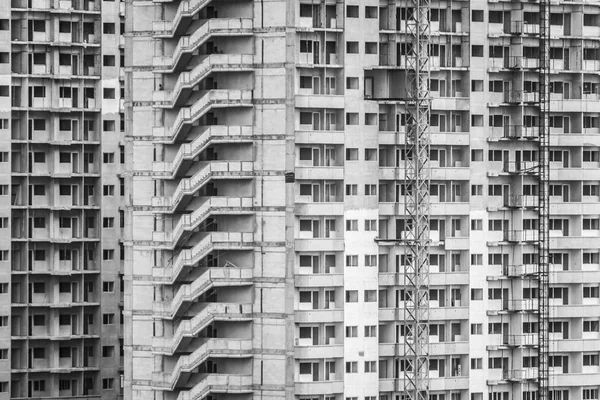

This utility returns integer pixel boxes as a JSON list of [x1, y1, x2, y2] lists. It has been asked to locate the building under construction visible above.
[[1, 0, 126, 399], [124, 1, 600, 400]]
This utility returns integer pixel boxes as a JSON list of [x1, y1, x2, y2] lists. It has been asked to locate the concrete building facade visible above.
[[0, 0, 126, 399], [124, 1, 600, 400]]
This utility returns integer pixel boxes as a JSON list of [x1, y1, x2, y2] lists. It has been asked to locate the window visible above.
[[32, 347, 45, 359], [103, 23, 115, 34], [59, 282, 71, 293], [584, 150, 599, 162], [584, 219, 600, 230], [299, 40, 313, 53], [471, 185, 483, 196], [346, 255, 358, 267], [0, 349, 7, 359], [584, 185, 600, 196], [103, 218, 115, 228], [103, 120, 116, 131], [346, 148, 358, 160], [33, 152, 46, 163], [365, 184, 377, 195], [33, 282, 45, 293], [471, 149, 483, 161], [365, 113, 377, 125], [0, 119, 7, 129], [488, 219, 505, 231], [365, 361, 377, 372], [0, 283, 7, 294], [346, 77, 359, 89], [346, 5, 359, 18], [102, 378, 114, 390], [346, 184, 357, 195], [33, 20, 46, 32], [299, 76, 312, 89], [32, 380, 45, 392], [489, 10, 503, 23], [584, 320, 600, 333], [346, 113, 359, 125], [365, 325, 377, 337], [346, 220, 358, 231], [346, 326, 358, 337], [471, 254, 483, 265], [471, 45, 483, 57], [365, 148, 377, 160], [102, 314, 115, 325], [59, 152, 71, 163], [470, 323, 482, 335], [365, 220, 377, 231], [103, 88, 116, 99], [471, 219, 483, 230], [103, 185, 115, 196], [0, 251, 6, 261], [584, 286, 600, 298], [59, 380, 71, 391], [584, 354, 600, 366], [102, 281, 115, 294], [345, 290, 358, 303], [471, 358, 483, 369], [34, 250, 46, 261], [364, 290, 377, 302], [472, 10, 484, 21], [365, 42, 377, 55], [584, 389, 599, 400], [471, 80, 483, 92], [103, 153, 115, 164], [346, 42, 359, 54], [102, 346, 114, 357], [103, 55, 116, 66], [364, 255, 377, 267], [299, 4, 312, 17], [103, 249, 114, 261], [345, 361, 358, 373], [471, 288, 483, 300]]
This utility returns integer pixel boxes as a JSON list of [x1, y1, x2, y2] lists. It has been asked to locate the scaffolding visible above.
[[404, 0, 431, 399]]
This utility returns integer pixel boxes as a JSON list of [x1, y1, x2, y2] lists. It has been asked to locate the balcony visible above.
[[295, 166, 344, 181], [153, 19, 253, 71], [505, 195, 539, 209], [154, 266, 253, 317], [153, 232, 255, 285], [294, 343, 343, 359], [152, 303, 253, 354], [503, 264, 539, 277], [153, 161, 254, 211], [155, 90, 253, 139], [505, 90, 539, 104], [504, 230, 539, 243], [156, 197, 253, 244], [489, 125, 539, 141], [173, 374, 253, 400], [294, 380, 344, 396], [508, 333, 539, 347], [156, 126, 253, 176], [153, 339, 252, 390], [154, 54, 254, 106], [503, 161, 540, 175], [153, 0, 213, 37]]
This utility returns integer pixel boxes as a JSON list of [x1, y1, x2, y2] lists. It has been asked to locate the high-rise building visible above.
[[1, 0, 125, 398], [124, 1, 600, 400]]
